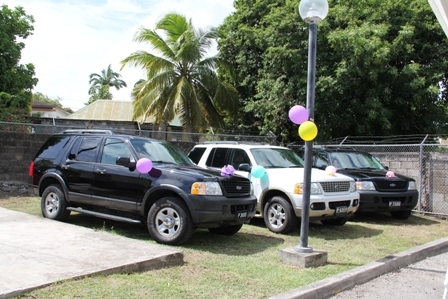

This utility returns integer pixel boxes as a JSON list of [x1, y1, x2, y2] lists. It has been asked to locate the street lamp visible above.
[[295, 0, 328, 253]]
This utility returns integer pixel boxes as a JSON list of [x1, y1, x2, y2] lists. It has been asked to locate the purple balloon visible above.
[[289, 105, 309, 125], [136, 158, 153, 173]]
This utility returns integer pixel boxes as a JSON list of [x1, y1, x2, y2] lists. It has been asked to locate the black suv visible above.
[[294, 146, 418, 220], [28, 130, 257, 245]]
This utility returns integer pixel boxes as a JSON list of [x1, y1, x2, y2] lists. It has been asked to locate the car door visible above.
[[90, 137, 140, 212], [61, 136, 100, 203]]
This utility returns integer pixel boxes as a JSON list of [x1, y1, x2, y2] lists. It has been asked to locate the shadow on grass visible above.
[[248, 217, 383, 241], [351, 211, 439, 226], [66, 213, 285, 255]]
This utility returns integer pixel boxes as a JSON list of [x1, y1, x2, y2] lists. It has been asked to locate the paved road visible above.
[[271, 238, 448, 299], [329, 251, 448, 299]]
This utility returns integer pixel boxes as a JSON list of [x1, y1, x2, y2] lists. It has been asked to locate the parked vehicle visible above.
[[294, 146, 418, 219], [188, 142, 359, 234], [28, 130, 257, 245]]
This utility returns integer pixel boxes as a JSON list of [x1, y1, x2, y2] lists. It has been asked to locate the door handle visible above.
[[95, 169, 107, 174], [61, 165, 69, 170]]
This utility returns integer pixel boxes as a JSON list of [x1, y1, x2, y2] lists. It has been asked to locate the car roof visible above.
[[194, 141, 288, 150], [57, 130, 164, 143]]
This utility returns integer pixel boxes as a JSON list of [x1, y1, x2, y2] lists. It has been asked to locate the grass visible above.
[[1, 195, 448, 299]]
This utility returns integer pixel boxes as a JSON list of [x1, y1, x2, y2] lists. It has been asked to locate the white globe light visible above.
[[298, 0, 329, 24]]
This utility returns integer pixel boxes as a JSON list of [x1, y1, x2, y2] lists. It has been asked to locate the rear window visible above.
[[35, 136, 71, 159]]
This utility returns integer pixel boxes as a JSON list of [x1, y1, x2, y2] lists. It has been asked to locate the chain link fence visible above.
[[0, 121, 277, 144], [318, 135, 448, 218]]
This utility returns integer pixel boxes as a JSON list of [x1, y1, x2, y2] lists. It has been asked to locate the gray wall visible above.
[[0, 131, 195, 184]]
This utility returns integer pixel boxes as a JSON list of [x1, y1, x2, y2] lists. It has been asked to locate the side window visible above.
[[188, 147, 206, 164], [205, 148, 228, 168], [230, 149, 251, 168], [101, 138, 132, 165], [75, 137, 101, 162], [36, 136, 71, 159]]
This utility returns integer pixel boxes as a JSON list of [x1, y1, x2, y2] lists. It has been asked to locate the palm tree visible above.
[[87, 64, 127, 105], [120, 12, 239, 133]]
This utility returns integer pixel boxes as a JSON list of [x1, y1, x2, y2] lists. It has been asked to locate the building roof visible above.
[[429, 0, 448, 38], [67, 100, 182, 126]]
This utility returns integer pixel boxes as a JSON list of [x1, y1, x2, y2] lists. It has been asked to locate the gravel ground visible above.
[[329, 251, 448, 299]]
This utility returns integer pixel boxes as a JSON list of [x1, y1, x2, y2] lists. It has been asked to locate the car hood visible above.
[[263, 167, 355, 182], [336, 168, 415, 181]]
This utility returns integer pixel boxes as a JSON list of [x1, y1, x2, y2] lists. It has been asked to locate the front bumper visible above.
[[292, 193, 360, 220], [188, 194, 258, 228], [357, 190, 419, 212]]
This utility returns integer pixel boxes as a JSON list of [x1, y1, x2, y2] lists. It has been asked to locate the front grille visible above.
[[320, 181, 351, 193], [329, 201, 351, 209], [375, 181, 407, 191], [221, 180, 251, 195]]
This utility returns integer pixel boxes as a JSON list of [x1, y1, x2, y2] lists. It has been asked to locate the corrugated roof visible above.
[[68, 100, 181, 126]]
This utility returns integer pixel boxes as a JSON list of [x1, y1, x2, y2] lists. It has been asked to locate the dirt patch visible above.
[[0, 182, 30, 199]]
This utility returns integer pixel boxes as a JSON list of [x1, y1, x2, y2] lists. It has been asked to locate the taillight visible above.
[[28, 161, 35, 177]]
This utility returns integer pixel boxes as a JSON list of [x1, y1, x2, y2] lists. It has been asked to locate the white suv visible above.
[[188, 142, 360, 234]]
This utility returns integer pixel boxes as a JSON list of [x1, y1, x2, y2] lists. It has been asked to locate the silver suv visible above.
[[188, 142, 360, 234]]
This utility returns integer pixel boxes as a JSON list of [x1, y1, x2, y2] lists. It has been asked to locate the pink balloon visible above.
[[289, 105, 309, 124], [136, 158, 153, 173]]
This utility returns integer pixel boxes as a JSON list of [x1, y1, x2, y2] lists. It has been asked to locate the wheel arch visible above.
[[38, 173, 69, 200], [141, 185, 196, 223], [259, 189, 292, 214]]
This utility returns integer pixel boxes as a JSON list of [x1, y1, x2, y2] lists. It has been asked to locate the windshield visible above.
[[130, 139, 194, 165], [251, 148, 304, 168], [330, 152, 385, 170]]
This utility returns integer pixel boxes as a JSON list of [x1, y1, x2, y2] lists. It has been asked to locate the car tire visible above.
[[147, 197, 195, 245], [321, 217, 348, 226], [41, 184, 71, 221], [208, 224, 243, 236], [263, 196, 299, 234], [391, 210, 412, 220]]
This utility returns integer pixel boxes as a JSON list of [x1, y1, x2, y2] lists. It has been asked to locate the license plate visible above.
[[336, 206, 348, 213], [237, 211, 248, 218], [389, 201, 401, 207]]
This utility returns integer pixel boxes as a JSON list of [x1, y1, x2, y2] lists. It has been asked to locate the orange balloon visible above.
[[298, 121, 318, 141]]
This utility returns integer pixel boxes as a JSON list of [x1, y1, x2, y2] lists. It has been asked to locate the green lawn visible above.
[[1, 195, 447, 299]]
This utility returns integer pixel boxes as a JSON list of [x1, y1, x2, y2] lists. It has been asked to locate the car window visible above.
[[205, 148, 228, 167], [230, 149, 251, 168], [130, 139, 194, 165], [74, 137, 101, 163], [251, 148, 304, 168], [188, 147, 206, 164], [101, 138, 132, 165], [330, 152, 384, 169], [36, 136, 71, 159]]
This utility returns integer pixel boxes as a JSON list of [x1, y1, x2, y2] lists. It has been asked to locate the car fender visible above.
[[38, 171, 70, 201], [140, 184, 198, 223]]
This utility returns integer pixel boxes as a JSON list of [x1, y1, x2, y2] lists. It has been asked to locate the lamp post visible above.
[[295, 0, 328, 253]]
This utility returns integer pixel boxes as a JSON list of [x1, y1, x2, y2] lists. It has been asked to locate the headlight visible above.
[[250, 182, 254, 195], [408, 181, 416, 190], [191, 182, 223, 195], [294, 182, 322, 195], [350, 181, 356, 192], [355, 181, 375, 191]]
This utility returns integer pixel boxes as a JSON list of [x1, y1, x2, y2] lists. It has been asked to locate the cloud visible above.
[[3, 0, 235, 110]]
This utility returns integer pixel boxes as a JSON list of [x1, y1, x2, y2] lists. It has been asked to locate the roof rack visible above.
[[199, 141, 268, 145], [63, 129, 113, 135]]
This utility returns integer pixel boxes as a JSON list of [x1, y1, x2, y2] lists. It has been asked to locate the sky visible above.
[[3, 0, 236, 111]]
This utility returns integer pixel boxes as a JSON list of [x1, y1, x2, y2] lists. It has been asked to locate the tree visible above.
[[218, 0, 448, 144], [0, 5, 38, 122], [87, 64, 127, 104], [121, 12, 239, 133]]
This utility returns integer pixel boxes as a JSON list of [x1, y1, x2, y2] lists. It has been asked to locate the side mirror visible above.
[[116, 157, 136, 169], [317, 164, 327, 170], [238, 163, 251, 172], [383, 165, 389, 170]]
